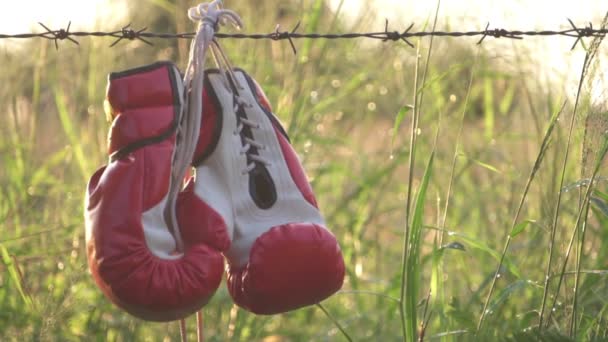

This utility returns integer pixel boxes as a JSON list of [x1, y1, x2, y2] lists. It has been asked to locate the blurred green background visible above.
[[1, 0, 607, 340]]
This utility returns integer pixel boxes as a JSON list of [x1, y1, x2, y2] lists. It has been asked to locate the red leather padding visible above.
[[106, 66, 177, 113], [193, 87, 219, 162], [226, 223, 345, 314], [252, 79, 273, 113], [86, 149, 226, 321], [85, 63, 229, 322], [177, 179, 231, 252], [108, 106, 175, 155], [105, 64, 178, 155], [274, 128, 318, 208]]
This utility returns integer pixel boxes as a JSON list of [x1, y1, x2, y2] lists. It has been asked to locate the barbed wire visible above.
[[0, 19, 606, 53]]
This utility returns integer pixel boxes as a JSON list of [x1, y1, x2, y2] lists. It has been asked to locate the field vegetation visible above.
[[1, 1, 607, 340]]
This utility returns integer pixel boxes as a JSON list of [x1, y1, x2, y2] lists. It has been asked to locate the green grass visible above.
[[1, 1, 608, 341]]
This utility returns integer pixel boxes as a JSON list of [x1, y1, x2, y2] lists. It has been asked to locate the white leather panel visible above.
[[194, 72, 325, 267]]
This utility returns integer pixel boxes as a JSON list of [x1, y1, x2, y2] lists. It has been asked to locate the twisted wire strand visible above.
[[0, 19, 606, 52]]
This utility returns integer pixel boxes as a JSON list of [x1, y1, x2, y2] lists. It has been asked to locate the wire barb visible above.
[[568, 18, 600, 50], [109, 24, 153, 47], [270, 21, 300, 55], [38, 21, 79, 50], [477, 22, 524, 45], [382, 19, 414, 48]]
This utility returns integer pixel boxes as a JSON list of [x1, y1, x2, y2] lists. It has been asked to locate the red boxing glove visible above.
[[191, 69, 345, 314], [85, 62, 230, 322]]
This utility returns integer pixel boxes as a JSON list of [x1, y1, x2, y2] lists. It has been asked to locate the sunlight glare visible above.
[[330, 0, 607, 104], [0, 0, 127, 35]]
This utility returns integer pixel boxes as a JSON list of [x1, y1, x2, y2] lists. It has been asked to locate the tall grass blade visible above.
[[509, 220, 536, 238], [405, 151, 435, 342], [571, 13, 608, 336], [483, 77, 495, 140], [391, 105, 414, 154], [594, 189, 608, 202], [486, 280, 540, 317], [316, 303, 353, 342], [0, 244, 33, 308], [400, 1, 441, 339], [540, 49, 598, 329], [436, 48, 480, 339], [547, 134, 608, 335], [435, 229, 521, 278], [570, 135, 608, 336], [590, 196, 608, 217], [399, 36, 421, 342], [54, 87, 90, 181], [301, 0, 324, 59], [478, 101, 564, 332]]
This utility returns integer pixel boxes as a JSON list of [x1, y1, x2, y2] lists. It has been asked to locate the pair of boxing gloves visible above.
[[84, 61, 345, 321]]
